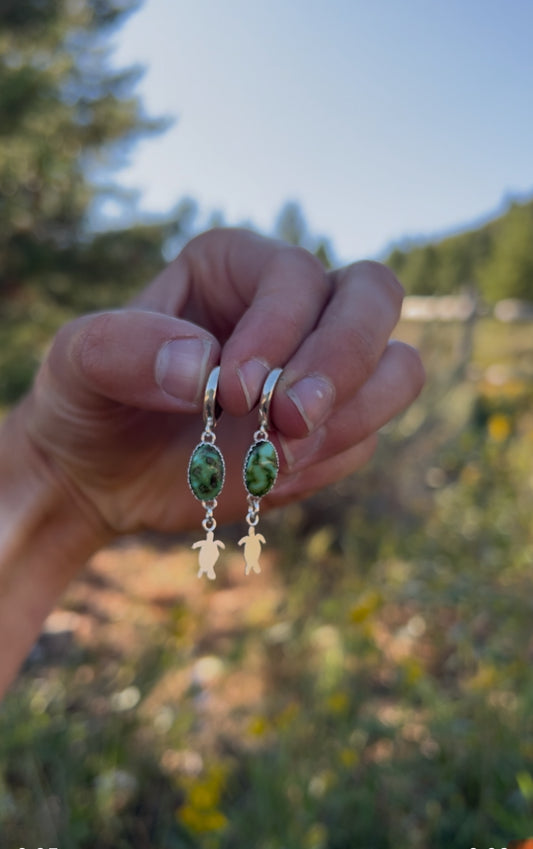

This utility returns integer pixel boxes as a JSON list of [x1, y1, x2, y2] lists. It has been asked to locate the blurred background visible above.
[[1, 1, 533, 847]]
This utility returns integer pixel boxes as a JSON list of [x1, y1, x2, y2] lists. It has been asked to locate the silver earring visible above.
[[188, 366, 225, 580], [239, 367, 282, 575]]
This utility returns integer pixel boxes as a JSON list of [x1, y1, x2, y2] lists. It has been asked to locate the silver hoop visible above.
[[203, 366, 222, 428], [258, 367, 283, 431]]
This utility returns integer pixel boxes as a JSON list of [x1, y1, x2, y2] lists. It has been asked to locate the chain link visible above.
[[245, 494, 260, 527], [253, 427, 268, 442], [201, 498, 218, 531], [202, 515, 217, 531], [201, 421, 216, 444]]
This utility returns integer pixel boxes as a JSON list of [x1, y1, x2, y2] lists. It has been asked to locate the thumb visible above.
[[43, 309, 221, 412]]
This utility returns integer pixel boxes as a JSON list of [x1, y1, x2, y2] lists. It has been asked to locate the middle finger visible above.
[[272, 260, 405, 438]]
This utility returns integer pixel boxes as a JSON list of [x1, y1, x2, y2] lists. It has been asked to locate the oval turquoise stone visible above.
[[188, 443, 225, 501], [244, 440, 279, 497]]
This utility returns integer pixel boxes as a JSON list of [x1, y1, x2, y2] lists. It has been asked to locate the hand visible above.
[[23, 228, 425, 538]]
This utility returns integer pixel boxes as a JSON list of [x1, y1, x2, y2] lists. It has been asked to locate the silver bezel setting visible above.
[[242, 438, 279, 498], [188, 441, 226, 503]]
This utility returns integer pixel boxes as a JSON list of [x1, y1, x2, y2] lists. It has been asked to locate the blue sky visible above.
[[109, 0, 533, 263]]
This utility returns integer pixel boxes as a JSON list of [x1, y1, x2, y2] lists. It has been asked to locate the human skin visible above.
[[0, 228, 425, 696]]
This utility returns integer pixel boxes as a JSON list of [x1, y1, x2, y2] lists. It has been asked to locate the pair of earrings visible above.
[[188, 366, 282, 580]]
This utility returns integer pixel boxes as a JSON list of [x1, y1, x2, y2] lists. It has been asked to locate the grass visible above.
[[1, 317, 533, 848]]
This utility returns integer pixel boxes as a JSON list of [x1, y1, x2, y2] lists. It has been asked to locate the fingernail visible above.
[[279, 427, 326, 471], [237, 358, 270, 411], [155, 338, 213, 404], [286, 375, 335, 433]]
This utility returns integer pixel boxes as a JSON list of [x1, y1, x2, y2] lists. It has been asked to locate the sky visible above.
[[108, 0, 533, 264]]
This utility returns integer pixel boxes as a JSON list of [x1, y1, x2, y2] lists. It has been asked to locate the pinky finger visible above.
[[267, 433, 378, 507]]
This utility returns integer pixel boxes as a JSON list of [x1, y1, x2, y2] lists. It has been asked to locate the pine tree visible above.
[[275, 201, 335, 269], [385, 198, 533, 302], [0, 0, 193, 402], [478, 202, 533, 303]]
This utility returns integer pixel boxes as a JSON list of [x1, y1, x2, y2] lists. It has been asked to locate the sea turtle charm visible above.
[[192, 529, 225, 580], [238, 526, 266, 575]]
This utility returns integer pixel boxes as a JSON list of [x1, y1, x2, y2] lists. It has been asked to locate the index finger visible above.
[[135, 229, 332, 415], [218, 240, 333, 414]]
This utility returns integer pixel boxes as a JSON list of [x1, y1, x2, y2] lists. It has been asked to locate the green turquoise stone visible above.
[[188, 443, 225, 501], [244, 440, 279, 497]]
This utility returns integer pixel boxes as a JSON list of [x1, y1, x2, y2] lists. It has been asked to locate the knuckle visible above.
[[356, 259, 405, 304], [49, 318, 76, 358], [47, 315, 88, 374], [350, 324, 378, 379], [273, 245, 329, 290], [75, 312, 115, 385]]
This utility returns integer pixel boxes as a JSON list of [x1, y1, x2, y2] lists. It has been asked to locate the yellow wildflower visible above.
[[305, 822, 328, 848], [339, 747, 358, 768], [275, 701, 300, 731], [178, 805, 228, 833], [326, 691, 349, 715], [188, 783, 219, 811], [466, 663, 497, 692], [349, 590, 382, 624], [402, 657, 424, 685], [249, 715, 269, 737], [487, 413, 511, 442]]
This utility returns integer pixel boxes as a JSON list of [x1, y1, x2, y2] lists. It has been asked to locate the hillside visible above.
[[385, 196, 533, 303]]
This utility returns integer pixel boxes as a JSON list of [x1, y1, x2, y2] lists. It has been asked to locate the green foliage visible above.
[[0, 0, 162, 293], [275, 201, 335, 269], [0, 0, 192, 404], [0, 649, 194, 848], [386, 197, 533, 302], [478, 202, 533, 302], [2, 319, 533, 847]]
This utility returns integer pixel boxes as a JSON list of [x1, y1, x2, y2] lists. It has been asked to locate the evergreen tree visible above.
[[385, 197, 533, 302], [478, 202, 533, 302], [0, 0, 193, 402], [275, 201, 335, 269]]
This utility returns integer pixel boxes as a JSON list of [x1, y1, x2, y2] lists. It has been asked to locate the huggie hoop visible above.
[[258, 367, 283, 431], [203, 365, 223, 429]]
